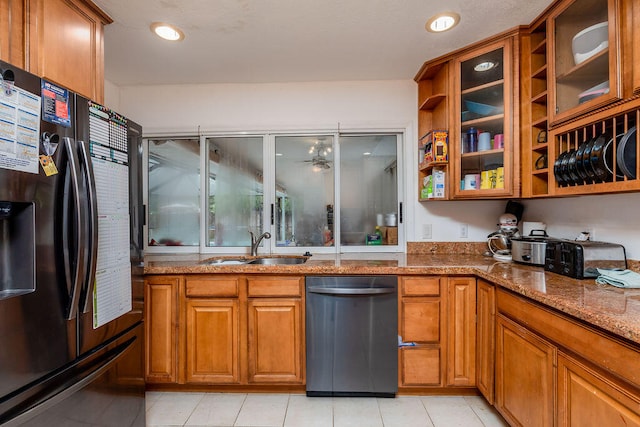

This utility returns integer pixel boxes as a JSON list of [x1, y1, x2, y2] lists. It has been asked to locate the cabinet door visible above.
[[476, 279, 496, 404], [247, 298, 303, 383], [27, 0, 111, 102], [548, 0, 621, 124], [557, 353, 640, 427], [496, 314, 556, 427], [0, 0, 25, 67], [446, 277, 476, 386], [453, 37, 518, 199], [145, 276, 180, 383], [185, 299, 239, 384]]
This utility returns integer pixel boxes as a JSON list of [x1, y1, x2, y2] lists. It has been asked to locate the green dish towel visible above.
[[595, 269, 640, 289]]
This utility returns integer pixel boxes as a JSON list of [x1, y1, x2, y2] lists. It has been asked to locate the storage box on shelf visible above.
[[419, 130, 448, 200]]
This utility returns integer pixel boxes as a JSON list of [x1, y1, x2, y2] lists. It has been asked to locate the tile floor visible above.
[[146, 392, 509, 427]]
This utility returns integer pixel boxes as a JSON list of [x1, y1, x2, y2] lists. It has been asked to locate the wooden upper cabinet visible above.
[[452, 36, 519, 199], [0, 0, 26, 68], [547, 0, 621, 125], [27, 0, 112, 103]]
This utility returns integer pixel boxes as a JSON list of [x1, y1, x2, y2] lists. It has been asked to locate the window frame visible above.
[[143, 128, 406, 255]]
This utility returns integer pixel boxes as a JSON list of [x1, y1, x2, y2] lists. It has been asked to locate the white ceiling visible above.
[[94, 0, 553, 87]]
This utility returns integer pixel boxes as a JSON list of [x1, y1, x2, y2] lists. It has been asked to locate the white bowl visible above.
[[572, 22, 608, 65]]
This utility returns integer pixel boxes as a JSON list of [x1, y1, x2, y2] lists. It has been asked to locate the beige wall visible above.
[[106, 79, 640, 259]]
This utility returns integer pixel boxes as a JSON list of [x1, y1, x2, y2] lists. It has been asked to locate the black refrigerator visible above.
[[0, 60, 145, 426]]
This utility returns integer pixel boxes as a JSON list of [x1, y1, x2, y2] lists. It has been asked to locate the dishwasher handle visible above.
[[307, 286, 396, 296]]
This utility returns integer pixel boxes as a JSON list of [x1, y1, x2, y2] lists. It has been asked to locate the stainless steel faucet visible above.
[[249, 231, 271, 256]]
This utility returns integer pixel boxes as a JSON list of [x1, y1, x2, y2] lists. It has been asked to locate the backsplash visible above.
[[407, 241, 488, 255], [407, 241, 640, 272]]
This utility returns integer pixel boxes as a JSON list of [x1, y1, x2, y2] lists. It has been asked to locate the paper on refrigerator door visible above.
[[89, 102, 132, 328], [0, 83, 41, 173]]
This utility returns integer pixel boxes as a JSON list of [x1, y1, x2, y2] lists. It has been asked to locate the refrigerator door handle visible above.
[[78, 140, 98, 314], [63, 137, 86, 320], [0, 337, 136, 427]]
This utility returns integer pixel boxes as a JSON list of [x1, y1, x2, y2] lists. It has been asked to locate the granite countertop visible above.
[[144, 252, 640, 347]]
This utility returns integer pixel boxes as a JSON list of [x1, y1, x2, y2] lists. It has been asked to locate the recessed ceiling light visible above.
[[425, 12, 460, 33], [150, 22, 185, 41], [474, 61, 496, 72]]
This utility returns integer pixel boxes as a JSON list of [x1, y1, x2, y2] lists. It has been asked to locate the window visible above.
[[204, 136, 264, 248], [340, 134, 399, 247], [147, 138, 200, 247], [145, 131, 403, 253], [274, 135, 335, 247]]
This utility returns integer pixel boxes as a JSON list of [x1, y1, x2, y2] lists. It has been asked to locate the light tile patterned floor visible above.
[[146, 392, 509, 427]]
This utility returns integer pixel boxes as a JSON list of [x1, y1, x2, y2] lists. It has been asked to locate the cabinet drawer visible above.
[[401, 299, 441, 343], [247, 277, 303, 297], [401, 276, 441, 296], [400, 346, 442, 386], [186, 277, 239, 297]]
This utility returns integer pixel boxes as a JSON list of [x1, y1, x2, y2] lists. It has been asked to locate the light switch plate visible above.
[[422, 224, 432, 239]]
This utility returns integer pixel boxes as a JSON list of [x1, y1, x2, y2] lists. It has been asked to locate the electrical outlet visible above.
[[422, 224, 433, 240], [459, 223, 468, 238]]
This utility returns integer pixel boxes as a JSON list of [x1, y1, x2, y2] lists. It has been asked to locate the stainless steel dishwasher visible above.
[[305, 276, 398, 397]]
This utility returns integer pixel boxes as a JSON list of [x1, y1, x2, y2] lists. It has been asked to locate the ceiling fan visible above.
[[304, 140, 332, 170]]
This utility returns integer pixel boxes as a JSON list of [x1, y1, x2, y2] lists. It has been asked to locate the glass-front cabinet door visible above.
[[549, 0, 620, 124], [453, 39, 515, 198]]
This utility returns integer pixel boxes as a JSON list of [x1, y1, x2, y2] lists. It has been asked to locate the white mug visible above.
[[464, 174, 479, 190]]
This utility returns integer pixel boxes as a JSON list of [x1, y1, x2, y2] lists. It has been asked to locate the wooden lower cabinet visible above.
[[397, 275, 477, 390], [185, 299, 239, 383], [247, 298, 303, 383], [446, 277, 476, 387], [476, 279, 496, 404], [398, 276, 445, 388], [246, 276, 304, 384], [495, 314, 555, 427], [145, 275, 180, 383], [557, 353, 640, 427], [145, 274, 305, 387]]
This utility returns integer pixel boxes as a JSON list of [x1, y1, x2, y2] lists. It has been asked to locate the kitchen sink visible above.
[[201, 258, 248, 265], [247, 257, 308, 265]]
